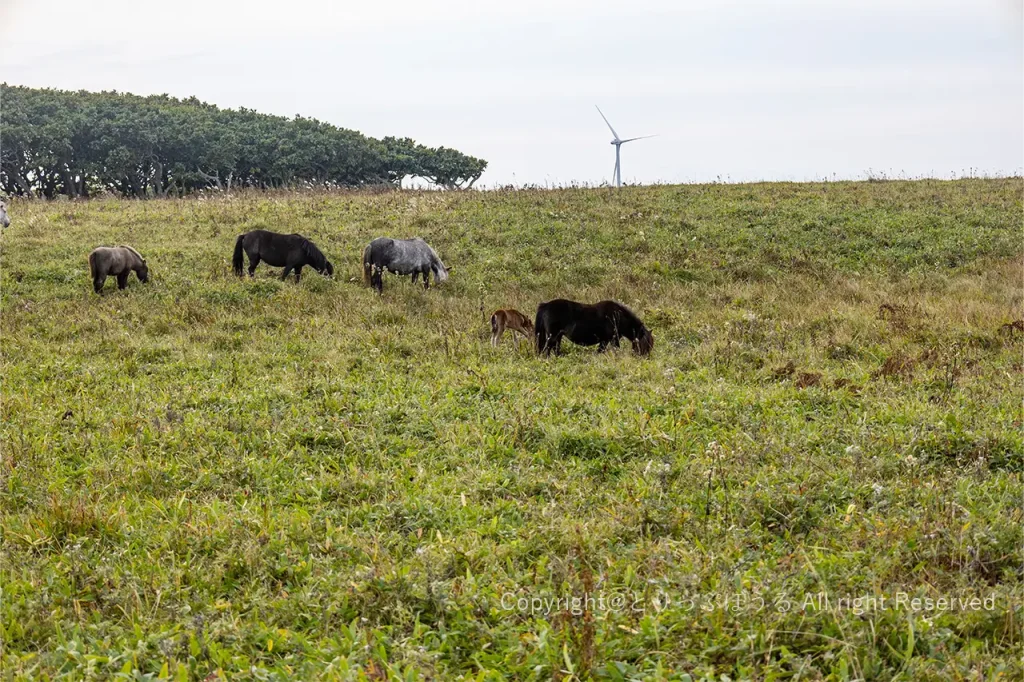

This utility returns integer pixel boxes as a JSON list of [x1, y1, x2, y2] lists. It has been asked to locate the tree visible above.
[[0, 84, 488, 198]]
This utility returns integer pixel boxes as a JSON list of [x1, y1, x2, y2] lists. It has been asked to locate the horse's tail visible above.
[[88, 250, 98, 278], [232, 234, 245, 276], [490, 313, 498, 335], [362, 244, 372, 285]]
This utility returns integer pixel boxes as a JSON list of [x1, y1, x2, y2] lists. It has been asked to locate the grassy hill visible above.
[[1, 179, 1021, 680]]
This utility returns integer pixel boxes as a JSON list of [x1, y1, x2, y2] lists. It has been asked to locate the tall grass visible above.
[[1, 179, 1021, 680]]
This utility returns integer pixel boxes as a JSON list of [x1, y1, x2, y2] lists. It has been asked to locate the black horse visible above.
[[535, 299, 654, 356], [233, 230, 334, 282]]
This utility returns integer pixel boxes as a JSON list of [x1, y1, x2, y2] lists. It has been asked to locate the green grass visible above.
[[1, 179, 1022, 681]]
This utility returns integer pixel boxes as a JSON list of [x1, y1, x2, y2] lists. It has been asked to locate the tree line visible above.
[[0, 84, 488, 198]]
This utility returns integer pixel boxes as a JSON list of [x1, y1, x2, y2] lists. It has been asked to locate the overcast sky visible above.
[[2, 0, 1021, 187]]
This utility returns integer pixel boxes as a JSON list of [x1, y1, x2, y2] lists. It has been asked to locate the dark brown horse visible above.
[[233, 230, 334, 282], [535, 299, 653, 356], [88, 246, 149, 293]]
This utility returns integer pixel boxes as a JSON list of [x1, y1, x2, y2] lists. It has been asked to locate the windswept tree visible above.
[[381, 137, 487, 189], [0, 84, 488, 198]]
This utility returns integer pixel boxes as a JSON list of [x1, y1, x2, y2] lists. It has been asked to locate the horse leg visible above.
[[372, 267, 383, 294], [93, 275, 106, 294], [248, 255, 260, 277], [117, 272, 129, 290], [294, 265, 303, 283], [541, 332, 559, 356], [535, 320, 548, 355], [422, 269, 430, 290], [411, 272, 418, 284], [281, 266, 293, 281]]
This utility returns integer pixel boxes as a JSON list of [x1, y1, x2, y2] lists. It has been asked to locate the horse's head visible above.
[[631, 328, 654, 356], [431, 257, 449, 283], [137, 260, 150, 283], [322, 260, 335, 278], [0, 200, 10, 229]]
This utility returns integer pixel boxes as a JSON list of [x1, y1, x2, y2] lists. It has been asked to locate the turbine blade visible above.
[[595, 105, 620, 141], [619, 135, 657, 144]]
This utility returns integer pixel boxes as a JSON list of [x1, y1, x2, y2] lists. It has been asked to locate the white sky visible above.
[[2, 0, 1021, 186]]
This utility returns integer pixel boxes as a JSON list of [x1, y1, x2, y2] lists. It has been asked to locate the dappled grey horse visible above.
[[0, 200, 10, 228], [362, 237, 448, 293], [88, 245, 149, 293]]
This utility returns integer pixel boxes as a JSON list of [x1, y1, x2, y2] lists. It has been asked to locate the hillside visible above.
[[1, 179, 1021, 680]]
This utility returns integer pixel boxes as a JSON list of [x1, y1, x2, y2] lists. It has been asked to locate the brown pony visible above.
[[490, 309, 534, 347], [88, 245, 149, 293]]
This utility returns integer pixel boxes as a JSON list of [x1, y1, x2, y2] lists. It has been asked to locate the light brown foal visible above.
[[490, 309, 534, 348]]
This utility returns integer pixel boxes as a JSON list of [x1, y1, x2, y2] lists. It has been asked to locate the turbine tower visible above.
[[596, 105, 655, 187]]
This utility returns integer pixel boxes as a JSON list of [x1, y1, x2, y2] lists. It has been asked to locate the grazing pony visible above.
[[535, 299, 654, 356], [89, 246, 149, 293], [233, 230, 334, 282], [490, 309, 534, 348], [0, 199, 10, 229], [362, 237, 448, 293]]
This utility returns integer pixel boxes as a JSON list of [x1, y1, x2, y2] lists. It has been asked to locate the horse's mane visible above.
[[118, 245, 145, 262], [419, 240, 448, 274], [610, 302, 653, 353], [606, 301, 643, 327], [296, 235, 328, 268]]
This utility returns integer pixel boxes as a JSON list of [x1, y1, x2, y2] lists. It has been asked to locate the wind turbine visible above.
[[596, 106, 655, 187]]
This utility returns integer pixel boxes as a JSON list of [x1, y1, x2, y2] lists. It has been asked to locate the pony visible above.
[[362, 237, 448, 293], [535, 299, 654, 356], [0, 199, 10, 229], [490, 308, 534, 348], [88, 246, 149, 293], [233, 230, 334, 282]]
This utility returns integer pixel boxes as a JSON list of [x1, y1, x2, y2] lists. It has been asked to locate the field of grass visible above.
[[1, 178, 1022, 680]]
